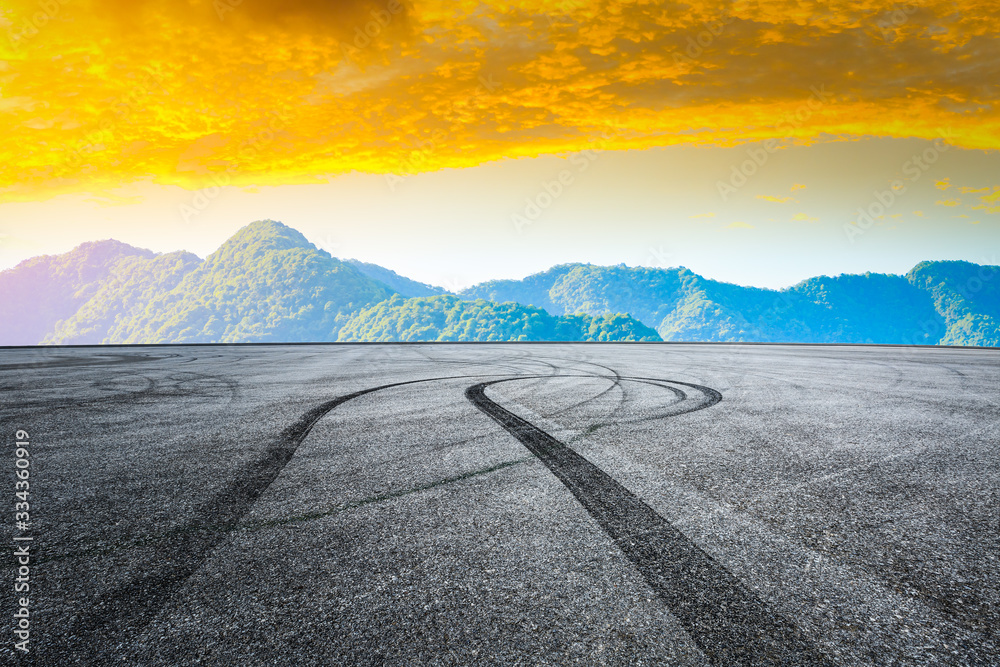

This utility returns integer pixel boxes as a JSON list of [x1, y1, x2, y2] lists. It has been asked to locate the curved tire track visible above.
[[57, 374, 477, 665], [466, 378, 833, 667], [60, 370, 826, 666]]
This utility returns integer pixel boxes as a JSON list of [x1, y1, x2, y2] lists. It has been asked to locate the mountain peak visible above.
[[5, 239, 153, 273], [209, 220, 315, 264], [229, 219, 311, 247]]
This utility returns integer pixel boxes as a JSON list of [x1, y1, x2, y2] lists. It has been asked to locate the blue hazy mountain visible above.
[[346, 259, 450, 297], [1, 221, 996, 346], [462, 262, 998, 346]]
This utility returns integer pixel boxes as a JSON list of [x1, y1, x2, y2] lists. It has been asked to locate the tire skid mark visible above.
[[466, 378, 833, 667], [58, 373, 479, 665], [0, 352, 174, 371], [55, 369, 635, 663], [530, 354, 629, 418], [60, 369, 813, 666]]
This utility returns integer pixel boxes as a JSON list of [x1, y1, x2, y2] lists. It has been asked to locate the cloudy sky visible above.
[[1, 0, 997, 288]]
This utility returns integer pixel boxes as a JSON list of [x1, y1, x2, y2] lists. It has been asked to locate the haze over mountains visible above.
[[0, 220, 996, 346]]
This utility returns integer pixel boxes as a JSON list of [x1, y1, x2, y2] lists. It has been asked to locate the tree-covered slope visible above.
[[109, 220, 395, 343], [547, 264, 691, 325], [346, 259, 449, 297], [42, 251, 202, 345], [906, 260, 1000, 346], [0, 240, 155, 346], [789, 273, 945, 344], [336, 294, 662, 342], [458, 261, 998, 345], [459, 264, 582, 313]]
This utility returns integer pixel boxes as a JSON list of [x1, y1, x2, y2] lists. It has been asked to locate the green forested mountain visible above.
[[461, 261, 997, 346], [105, 221, 395, 343], [43, 251, 202, 345], [0, 221, 996, 346], [337, 294, 661, 342], [346, 259, 449, 297], [460, 265, 580, 314], [907, 260, 1000, 346], [0, 240, 155, 346]]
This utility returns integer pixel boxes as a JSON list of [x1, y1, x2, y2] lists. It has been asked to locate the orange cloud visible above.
[[2, 0, 999, 201]]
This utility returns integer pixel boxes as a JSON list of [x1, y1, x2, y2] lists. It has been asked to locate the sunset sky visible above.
[[1, 0, 997, 288]]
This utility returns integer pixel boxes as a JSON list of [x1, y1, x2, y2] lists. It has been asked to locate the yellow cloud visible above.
[[935, 199, 961, 207], [690, 212, 716, 219], [959, 186, 991, 194], [726, 221, 754, 230], [981, 190, 1000, 204], [2, 0, 999, 201], [756, 195, 795, 203], [935, 178, 951, 190], [791, 212, 818, 223], [790, 183, 806, 192], [913, 210, 926, 217]]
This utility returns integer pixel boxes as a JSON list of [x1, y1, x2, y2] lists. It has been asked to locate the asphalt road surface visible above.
[[1, 343, 998, 665]]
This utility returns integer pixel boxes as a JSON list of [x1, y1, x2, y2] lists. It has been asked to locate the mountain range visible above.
[[0, 220, 996, 346]]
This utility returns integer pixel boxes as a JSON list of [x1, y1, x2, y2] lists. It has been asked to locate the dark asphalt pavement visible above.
[[0, 343, 997, 665]]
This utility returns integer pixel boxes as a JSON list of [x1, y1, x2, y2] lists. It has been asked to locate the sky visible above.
[[1, 0, 997, 289]]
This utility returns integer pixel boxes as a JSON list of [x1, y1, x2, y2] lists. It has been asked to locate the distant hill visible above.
[[1, 221, 996, 346], [346, 259, 449, 297], [43, 251, 202, 345], [907, 260, 1000, 346], [462, 261, 998, 346], [337, 294, 661, 342], [0, 240, 155, 346]]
